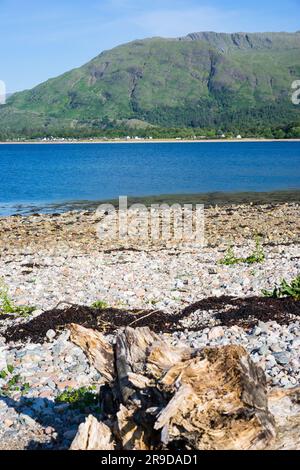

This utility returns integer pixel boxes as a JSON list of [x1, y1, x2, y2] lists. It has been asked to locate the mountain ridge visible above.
[[1, 31, 300, 138]]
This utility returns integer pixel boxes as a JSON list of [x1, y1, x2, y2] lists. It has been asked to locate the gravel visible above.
[[0, 204, 299, 449]]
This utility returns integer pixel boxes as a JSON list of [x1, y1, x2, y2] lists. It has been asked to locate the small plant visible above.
[[0, 369, 8, 379], [263, 275, 300, 300], [91, 300, 108, 310], [218, 245, 240, 266], [55, 386, 99, 411], [0, 367, 30, 397], [219, 236, 265, 266], [0, 365, 14, 379], [0, 280, 35, 317], [244, 236, 265, 265], [7, 364, 14, 374]]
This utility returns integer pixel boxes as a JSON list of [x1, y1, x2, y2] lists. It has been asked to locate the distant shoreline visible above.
[[1, 138, 300, 145]]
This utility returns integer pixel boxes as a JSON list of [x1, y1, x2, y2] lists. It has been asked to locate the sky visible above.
[[1, 0, 300, 93]]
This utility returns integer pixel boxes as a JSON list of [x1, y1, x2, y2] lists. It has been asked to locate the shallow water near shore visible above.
[[0, 141, 299, 216]]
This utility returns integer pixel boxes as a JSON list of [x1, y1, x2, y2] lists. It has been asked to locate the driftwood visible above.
[[69, 324, 299, 451], [267, 387, 300, 450], [70, 415, 115, 450], [70, 323, 115, 382]]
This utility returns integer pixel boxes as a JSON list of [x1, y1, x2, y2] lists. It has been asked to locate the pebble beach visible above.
[[0, 202, 299, 449]]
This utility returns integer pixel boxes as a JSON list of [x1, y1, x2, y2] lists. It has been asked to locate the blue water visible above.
[[0, 142, 299, 215]]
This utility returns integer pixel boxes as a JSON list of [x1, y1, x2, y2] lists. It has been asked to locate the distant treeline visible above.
[[1, 122, 300, 141]]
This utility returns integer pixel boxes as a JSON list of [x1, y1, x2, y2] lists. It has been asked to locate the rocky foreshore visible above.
[[0, 202, 299, 449]]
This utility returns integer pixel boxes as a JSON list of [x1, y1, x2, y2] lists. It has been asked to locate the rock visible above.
[[253, 326, 262, 336], [4, 419, 14, 428], [230, 325, 242, 335], [266, 354, 277, 368], [52, 341, 69, 356], [46, 380, 56, 390], [292, 338, 300, 348], [270, 344, 283, 353], [19, 414, 37, 427], [135, 288, 146, 297], [258, 322, 270, 333], [57, 380, 79, 390], [39, 389, 55, 399], [273, 352, 290, 366], [65, 355, 74, 364], [45, 426, 54, 435], [208, 327, 225, 341], [0, 347, 7, 370], [259, 345, 270, 356], [280, 377, 290, 387], [46, 330, 56, 342], [208, 268, 217, 275], [57, 330, 71, 342]]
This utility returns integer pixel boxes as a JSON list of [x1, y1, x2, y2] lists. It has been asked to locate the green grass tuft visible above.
[[219, 236, 265, 266], [91, 300, 109, 310], [55, 386, 99, 411], [262, 275, 300, 300], [0, 280, 36, 317], [0, 366, 31, 397]]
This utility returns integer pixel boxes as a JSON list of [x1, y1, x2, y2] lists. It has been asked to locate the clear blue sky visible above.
[[2, 0, 300, 92]]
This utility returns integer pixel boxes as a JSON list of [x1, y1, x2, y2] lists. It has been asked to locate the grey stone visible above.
[[0, 378, 6, 388], [47, 380, 56, 390], [270, 343, 282, 353], [273, 352, 290, 366], [19, 414, 37, 427], [266, 355, 277, 368], [280, 377, 290, 387], [46, 330, 56, 342], [258, 321, 270, 333], [292, 338, 300, 348], [0, 353, 7, 371], [258, 345, 270, 356], [52, 341, 69, 356], [253, 326, 262, 336], [208, 326, 225, 341], [208, 267, 217, 275]]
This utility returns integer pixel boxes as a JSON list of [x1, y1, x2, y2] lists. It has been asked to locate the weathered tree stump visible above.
[[69, 324, 299, 451]]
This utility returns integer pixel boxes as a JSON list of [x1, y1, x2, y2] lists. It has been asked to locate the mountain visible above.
[[1, 31, 300, 138]]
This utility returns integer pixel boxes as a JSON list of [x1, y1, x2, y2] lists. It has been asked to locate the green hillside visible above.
[[1, 31, 300, 138]]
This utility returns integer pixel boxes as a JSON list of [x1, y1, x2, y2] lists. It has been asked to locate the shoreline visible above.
[[1, 200, 299, 251], [1, 189, 299, 217], [1, 138, 300, 145]]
